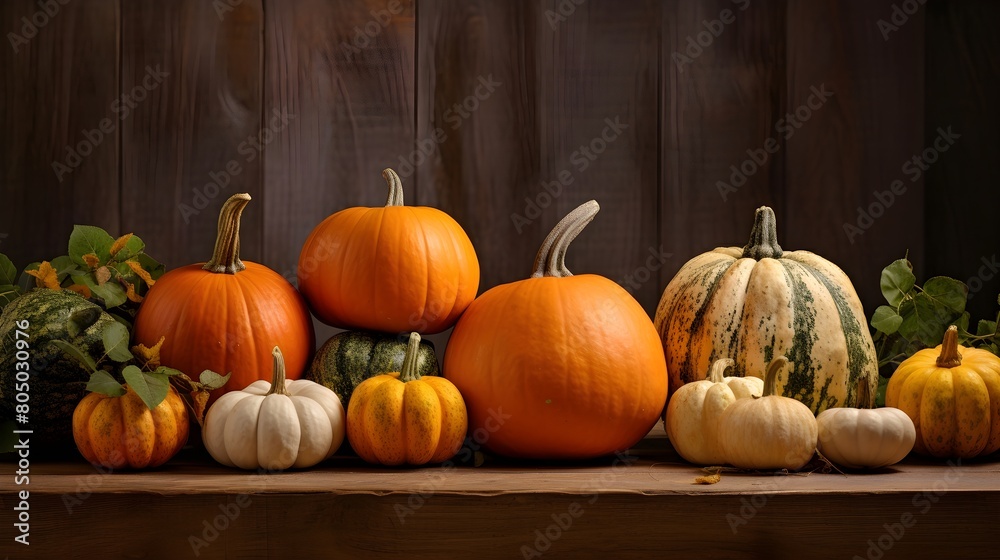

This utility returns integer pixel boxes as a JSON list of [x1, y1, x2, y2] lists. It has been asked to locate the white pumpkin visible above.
[[204, 346, 346, 470], [665, 358, 763, 465], [816, 381, 915, 469], [718, 356, 818, 471]]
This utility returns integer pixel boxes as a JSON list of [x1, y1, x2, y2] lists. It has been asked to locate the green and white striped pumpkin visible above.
[[654, 206, 877, 414]]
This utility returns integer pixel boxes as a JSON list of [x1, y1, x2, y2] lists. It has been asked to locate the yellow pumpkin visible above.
[[73, 385, 189, 469], [347, 332, 468, 466], [886, 325, 1000, 458]]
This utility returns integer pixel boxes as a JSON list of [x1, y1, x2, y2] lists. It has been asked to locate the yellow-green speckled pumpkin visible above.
[[654, 206, 877, 414]]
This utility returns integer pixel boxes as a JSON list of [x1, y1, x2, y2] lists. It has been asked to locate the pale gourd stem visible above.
[[382, 168, 405, 207], [707, 359, 736, 383], [741, 206, 784, 260], [935, 325, 963, 368], [267, 346, 288, 396], [531, 200, 600, 278], [399, 332, 422, 382], [762, 356, 789, 397], [203, 193, 251, 274]]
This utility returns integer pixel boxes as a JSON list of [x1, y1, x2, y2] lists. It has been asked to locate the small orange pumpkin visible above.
[[133, 194, 315, 396], [886, 325, 1000, 458], [73, 385, 189, 469], [297, 168, 480, 334], [347, 332, 468, 466], [443, 201, 669, 459]]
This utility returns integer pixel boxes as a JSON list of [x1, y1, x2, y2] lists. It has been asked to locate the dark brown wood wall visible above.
[[2, 0, 998, 345]]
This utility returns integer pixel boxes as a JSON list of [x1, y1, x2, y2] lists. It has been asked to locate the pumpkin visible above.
[[133, 194, 314, 397], [347, 332, 467, 466], [305, 330, 440, 409], [0, 289, 119, 445], [654, 206, 877, 414], [665, 358, 763, 465], [817, 380, 915, 468], [297, 168, 480, 334], [203, 346, 346, 470], [718, 356, 818, 470], [443, 201, 669, 460], [886, 325, 1000, 458], [73, 384, 189, 469]]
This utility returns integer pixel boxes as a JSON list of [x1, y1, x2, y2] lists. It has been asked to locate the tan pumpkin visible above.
[[665, 358, 763, 465], [718, 356, 818, 470], [816, 380, 915, 468]]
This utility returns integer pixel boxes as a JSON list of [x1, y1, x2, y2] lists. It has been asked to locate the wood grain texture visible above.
[[8, 429, 999, 559], [537, 0, 661, 312], [263, 0, 416, 345], [784, 0, 925, 315], [119, 0, 264, 270], [924, 0, 1000, 321], [0, 0, 120, 268], [659, 0, 786, 296]]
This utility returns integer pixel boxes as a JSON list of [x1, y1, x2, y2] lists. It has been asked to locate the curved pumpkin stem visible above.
[[267, 346, 289, 396], [707, 358, 735, 383], [203, 193, 252, 274], [856, 377, 874, 410], [399, 332, 423, 383], [935, 325, 963, 368], [741, 206, 784, 260], [531, 200, 600, 278], [383, 168, 405, 207], [761, 356, 788, 397]]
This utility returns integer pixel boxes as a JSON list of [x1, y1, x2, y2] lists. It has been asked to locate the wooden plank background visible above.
[[2, 0, 998, 347]]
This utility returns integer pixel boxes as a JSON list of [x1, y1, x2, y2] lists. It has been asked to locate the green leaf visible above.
[[68, 225, 114, 267], [956, 311, 970, 334], [17, 262, 40, 292], [80, 275, 127, 308], [123, 366, 169, 410], [0, 253, 17, 285], [978, 320, 998, 337], [922, 276, 968, 315], [50, 255, 78, 282], [154, 366, 185, 377], [880, 259, 916, 307], [0, 284, 20, 310], [102, 321, 133, 362], [199, 370, 232, 391], [116, 234, 146, 261], [87, 370, 125, 397], [49, 340, 98, 373], [898, 292, 954, 347], [871, 305, 903, 334], [135, 252, 165, 281]]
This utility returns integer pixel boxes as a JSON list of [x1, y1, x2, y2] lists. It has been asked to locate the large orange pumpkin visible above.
[[133, 194, 314, 396], [297, 168, 480, 334], [443, 201, 668, 459]]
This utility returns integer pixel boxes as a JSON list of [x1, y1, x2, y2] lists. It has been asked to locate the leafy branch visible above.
[[871, 257, 1000, 372]]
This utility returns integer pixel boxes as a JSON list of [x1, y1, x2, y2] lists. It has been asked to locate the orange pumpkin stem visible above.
[[741, 206, 784, 260], [399, 332, 423, 383], [266, 346, 289, 396], [203, 193, 252, 274], [707, 358, 735, 383], [531, 200, 600, 278], [762, 356, 788, 397], [382, 168, 405, 207], [935, 325, 963, 368]]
